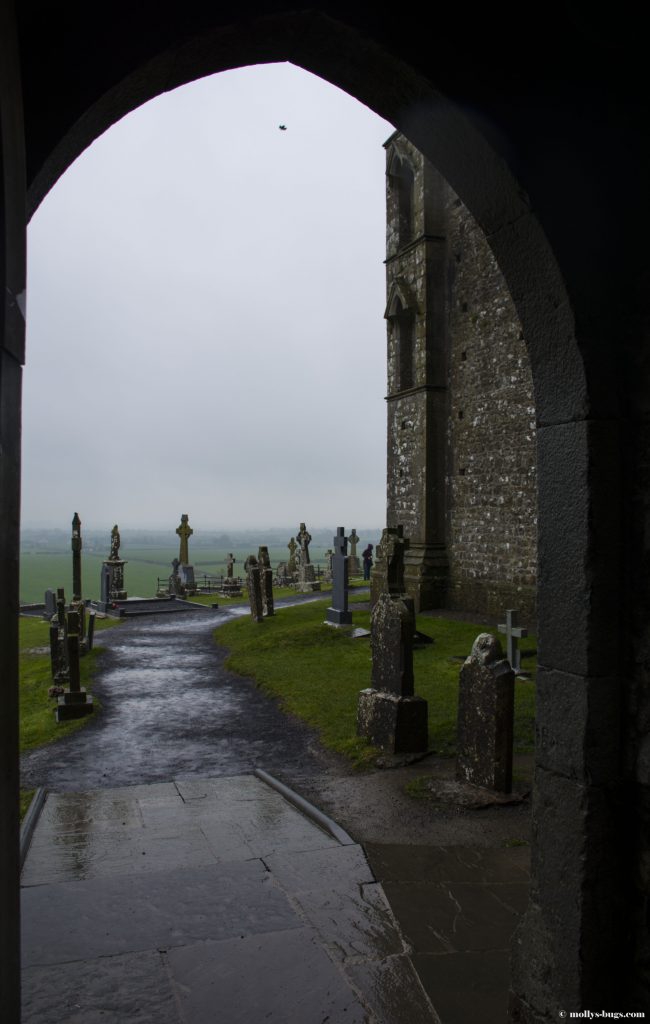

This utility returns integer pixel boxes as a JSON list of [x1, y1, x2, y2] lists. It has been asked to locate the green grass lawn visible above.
[[19, 614, 119, 818], [213, 599, 536, 769]]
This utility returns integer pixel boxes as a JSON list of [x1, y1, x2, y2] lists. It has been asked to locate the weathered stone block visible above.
[[456, 633, 514, 793], [371, 592, 414, 696], [357, 689, 428, 754]]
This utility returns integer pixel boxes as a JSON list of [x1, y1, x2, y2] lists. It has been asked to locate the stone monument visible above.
[[244, 555, 264, 623], [221, 553, 242, 597], [71, 512, 82, 601], [286, 536, 298, 578], [295, 522, 320, 593], [323, 549, 333, 583], [176, 514, 196, 591], [326, 528, 352, 626], [498, 608, 528, 674], [456, 633, 515, 793], [347, 528, 361, 577], [100, 524, 127, 606], [370, 525, 409, 606], [53, 599, 94, 722], [258, 546, 274, 617], [357, 590, 428, 754]]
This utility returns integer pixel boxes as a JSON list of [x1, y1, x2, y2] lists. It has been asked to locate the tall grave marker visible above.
[[258, 546, 274, 617], [295, 522, 320, 592], [357, 525, 428, 753], [176, 514, 196, 591], [244, 555, 264, 623], [100, 524, 127, 607], [326, 528, 352, 626], [347, 529, 361, 576], [71, 512, 82, 602]]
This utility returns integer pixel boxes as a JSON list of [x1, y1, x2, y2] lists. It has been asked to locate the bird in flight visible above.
[[278, 124, 287, 131]]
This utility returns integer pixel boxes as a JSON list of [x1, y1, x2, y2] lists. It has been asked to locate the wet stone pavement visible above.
[[21, 601, 339, 792], [21, 775, 437, 1024], [20, 599, 531, 1022]]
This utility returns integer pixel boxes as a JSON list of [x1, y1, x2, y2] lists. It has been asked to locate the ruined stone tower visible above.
[[381, 132, 537, 619]]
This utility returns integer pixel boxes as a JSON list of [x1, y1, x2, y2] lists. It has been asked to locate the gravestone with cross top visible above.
[[498, 609, 528, 673]]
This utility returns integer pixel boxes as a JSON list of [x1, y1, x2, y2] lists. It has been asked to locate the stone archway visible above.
[[4, 8, 627, 1020]]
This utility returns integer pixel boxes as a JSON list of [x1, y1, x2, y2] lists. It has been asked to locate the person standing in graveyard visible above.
[[362, 543, 374, 580]]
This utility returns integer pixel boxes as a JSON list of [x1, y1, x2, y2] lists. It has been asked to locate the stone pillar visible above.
[[326, 527, 352, 626], [71, 512, 82, 601], [55, 621, 93, 722], [258, 546, 274, 617], [244, 556, 264, 623], [456, 633, 515, 793], [357, 592, 428, 753]]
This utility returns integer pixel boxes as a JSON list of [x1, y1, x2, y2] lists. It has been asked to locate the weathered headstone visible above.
[[49, 621, 68, 686], [347, 528, 361, 576], [43, 589, 57, 621], [370, 525, 408, 605], [326, 528, 352, 626], [498, 608, 528, 674], [244, 555, 264, 622], [54, 613, 93, 722], [295, 522, 321, 593], [221, 553, 242, 597], [86, 610, 96, 651], [258, 546, 274, 617], [357, 591, 428, 753], [456, 633, 515, 793], [287, 537, 298, 577], [323, 549, 334, 583], [71, 512, 82, 601]]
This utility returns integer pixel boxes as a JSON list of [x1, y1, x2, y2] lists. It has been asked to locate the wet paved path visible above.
[[21, 601, 338, 793], [21, 775, 438, 1024]]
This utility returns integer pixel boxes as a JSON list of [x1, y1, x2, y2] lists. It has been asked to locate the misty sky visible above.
[[22, 63, 394, 532]]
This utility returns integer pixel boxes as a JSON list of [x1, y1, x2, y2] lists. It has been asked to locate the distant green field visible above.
[[19, 543, 341, 604]]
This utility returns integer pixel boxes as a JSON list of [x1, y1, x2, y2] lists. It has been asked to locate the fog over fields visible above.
[[23, 63, 392, 532]]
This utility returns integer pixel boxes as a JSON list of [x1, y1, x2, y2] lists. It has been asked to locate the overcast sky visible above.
[[22, 63, 393, 532]]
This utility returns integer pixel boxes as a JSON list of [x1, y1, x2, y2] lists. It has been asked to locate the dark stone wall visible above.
[[384, 134, 537, 620]]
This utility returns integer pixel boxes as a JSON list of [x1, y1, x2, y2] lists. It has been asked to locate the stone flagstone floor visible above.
[[21, 774, 438, 1024]]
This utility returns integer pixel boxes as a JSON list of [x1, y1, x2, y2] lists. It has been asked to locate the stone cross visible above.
[[71, 512, 82, 601], [498, 609, 528, 673], [347, 529, 359, 559], [326, 527, 352, 626], [296, 522, 312, 564], [226, 553, 236, 579], [287, 537, 298, 574], [176, 514, 193, 565], [244, 555, 263, 622], [456, 633, 515, 793], [109, 524, 121, 561]]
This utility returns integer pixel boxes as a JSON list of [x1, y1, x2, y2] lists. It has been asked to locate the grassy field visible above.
[[19, 614, 119, 817], [20, 544, 345, 604], [213, 598, 536, 768]]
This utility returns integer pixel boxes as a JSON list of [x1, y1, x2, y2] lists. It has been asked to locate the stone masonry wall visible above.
[[383, 133, 537, 621], [445, 189, 537, 621]]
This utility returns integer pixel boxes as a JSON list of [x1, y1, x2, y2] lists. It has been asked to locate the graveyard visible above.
[[18, 517, 537, 1022]]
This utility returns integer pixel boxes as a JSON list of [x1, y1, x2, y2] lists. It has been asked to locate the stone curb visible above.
[[20, 787, 47, 869], [254, 768, 356, 846]]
